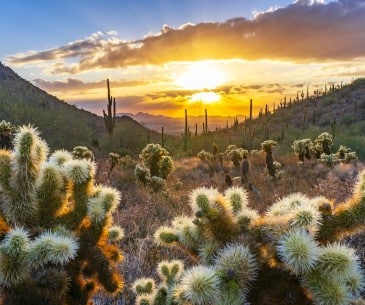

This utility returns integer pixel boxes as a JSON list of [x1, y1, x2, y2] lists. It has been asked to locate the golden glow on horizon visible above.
[[175, 62, 226, 90], [190, 91, 220, 104]]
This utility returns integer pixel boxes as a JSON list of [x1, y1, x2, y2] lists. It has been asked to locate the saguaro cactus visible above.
[[103, 79, 116, 137], [0, 126, 124, 305], [134, 173, 365, 305]]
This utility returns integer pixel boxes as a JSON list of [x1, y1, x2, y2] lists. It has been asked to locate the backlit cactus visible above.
[[134, 171, 365, 305], [0, 126, 124, 305], [292, 138, 313, 162], [135, 144, 174, 191], [224, 145, 248, 167]]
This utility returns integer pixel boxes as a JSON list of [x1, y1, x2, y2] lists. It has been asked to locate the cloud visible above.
[[6, 0, 365, 73], [32, 77, 155, 92]]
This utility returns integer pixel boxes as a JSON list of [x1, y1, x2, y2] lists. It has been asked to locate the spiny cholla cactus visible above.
[[0, 126, 124, 305], [315, 132, 333, 155], [292, 138, 313, 162], [197, 148, 223, 177], [134, 171, 365, 305], [71, 145, 94, 160], [261, 140, 279, 178], [0, 120, 16, 149], [135, 144, 174, 191], [224, 145, 248, 167], [108, 152, 121, 175], [335, 145, 358, 163]]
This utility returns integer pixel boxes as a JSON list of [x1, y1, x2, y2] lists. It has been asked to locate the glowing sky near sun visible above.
[[1, 0, 365, 117]]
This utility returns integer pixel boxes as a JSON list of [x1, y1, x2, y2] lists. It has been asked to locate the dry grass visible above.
[[94, 154, 364, 305]]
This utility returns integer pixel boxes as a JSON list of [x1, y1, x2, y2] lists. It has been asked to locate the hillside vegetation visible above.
[[0, 62, 159, 153], [159, 79, 365, 160]]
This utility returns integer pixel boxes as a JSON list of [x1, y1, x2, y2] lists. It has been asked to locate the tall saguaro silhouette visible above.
[[103, 79, 116, 137]]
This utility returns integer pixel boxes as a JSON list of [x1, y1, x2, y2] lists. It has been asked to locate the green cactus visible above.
[[315, 132, 333, 155], [108, 152, 121, 175], [135, 144, 174, 191], [103, 79, 116, 137], [335, 145, 358, 163], [261, 140, 278, 178], [0, 120, 16, 149], [292, 139, 313, 162], [0, 126, 124, 305], [71, 145, 94, 160], [134, 174, 365, 305], [224, 145, 248, 167]]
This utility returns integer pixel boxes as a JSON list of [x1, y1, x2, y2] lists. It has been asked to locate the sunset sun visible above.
[[175, 62, 226, 90], [190, 91, 220, 104]]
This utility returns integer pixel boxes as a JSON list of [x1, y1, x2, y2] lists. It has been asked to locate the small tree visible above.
[[0, 126, 124, 305]]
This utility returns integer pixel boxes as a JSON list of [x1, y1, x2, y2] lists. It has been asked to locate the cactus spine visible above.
[[103, 79, 116, 137], [0, 126, 124, 305]]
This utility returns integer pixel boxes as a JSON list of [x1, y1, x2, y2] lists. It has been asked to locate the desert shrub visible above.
[[0, 126, 124, 305], [134, 172, 365, 305]]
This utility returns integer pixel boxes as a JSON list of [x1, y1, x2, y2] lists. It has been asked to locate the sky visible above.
[[1, 0, 365, 117]]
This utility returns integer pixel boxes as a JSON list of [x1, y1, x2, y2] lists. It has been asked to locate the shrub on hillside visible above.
[[0, 126, 124, 305]]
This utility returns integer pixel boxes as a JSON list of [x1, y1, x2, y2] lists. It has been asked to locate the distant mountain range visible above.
[[119, 112, 247, 135]]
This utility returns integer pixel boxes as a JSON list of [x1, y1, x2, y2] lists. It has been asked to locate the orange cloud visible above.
[[6, 1, 365, 74]]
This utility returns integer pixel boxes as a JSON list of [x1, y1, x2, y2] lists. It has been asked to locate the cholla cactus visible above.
[[261, 140, 278, 178], [71, 145, 94, 160], [139, 144, 174, 178], [197, 149, 220, 176], [315, 132, 333, 155], [135, 144, 174, 191], [335, 145, 358, 163], [108, 152, 121, 174], [224, 145, 248, 167], [134, 172, 365, 305], [0, 120, 16, 149], [0, 126, 124, 305], [292, 138, 313, 162]]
